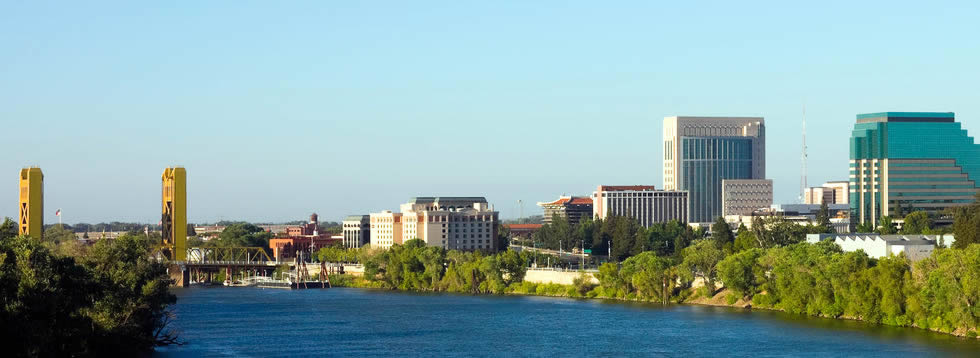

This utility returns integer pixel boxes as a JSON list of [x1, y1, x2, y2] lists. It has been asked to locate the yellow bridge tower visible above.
[[162, 167, 186, 261], [18, 167, 44, 239]]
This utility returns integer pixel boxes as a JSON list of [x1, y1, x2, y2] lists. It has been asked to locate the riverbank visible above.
[[327, 274, 979, 340]]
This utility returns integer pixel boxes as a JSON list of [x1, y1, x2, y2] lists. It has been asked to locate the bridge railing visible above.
[[184, 247, 275, 265]]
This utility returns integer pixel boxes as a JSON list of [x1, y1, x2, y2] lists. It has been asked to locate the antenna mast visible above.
[[800, 104, 808, 203]]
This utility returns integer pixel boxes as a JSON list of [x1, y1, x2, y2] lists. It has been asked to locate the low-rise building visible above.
[[722, 179, 773, 216], [268, 213, 339, 260], [726, 214, 851, 234], [537, 196, 594, 226], [806, 233, 953, 262], [504, 224, 543, 239], [592, 185, 689, 227], [342, 215, 371, 249], [771, 203, 850, 217], [804, 181, 850, 205]]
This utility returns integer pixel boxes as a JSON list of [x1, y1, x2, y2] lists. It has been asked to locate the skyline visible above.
[[4, 1, 980, 223]]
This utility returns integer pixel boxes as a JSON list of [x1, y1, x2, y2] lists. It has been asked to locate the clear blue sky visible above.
[[3, 1, 979, 224]]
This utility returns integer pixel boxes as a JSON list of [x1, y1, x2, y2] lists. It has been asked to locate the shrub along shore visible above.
[[336, 238, 980, 339]]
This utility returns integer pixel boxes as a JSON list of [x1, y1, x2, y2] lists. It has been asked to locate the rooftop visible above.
[[809, 233, 945, 246], [408, 197, 488, 204], [537, 196, 594, 207], [596, 185, 658, 192], [856, 112, 954, 124], [505, 224, 544, 230]]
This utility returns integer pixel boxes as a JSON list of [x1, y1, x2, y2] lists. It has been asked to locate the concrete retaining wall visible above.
[[524, 269, 597, 285]]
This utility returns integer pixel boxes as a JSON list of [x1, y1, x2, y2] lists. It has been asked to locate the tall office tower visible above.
[[162, 167, 187, 261], [18, 167, 44, 239], [850, 112, 980, 227], [663, 116, 766, 223]]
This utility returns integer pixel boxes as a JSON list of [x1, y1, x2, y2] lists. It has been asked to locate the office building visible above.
[[664, 116, 766, 223], [850, 112, 980, 226], [721, 179, 773, 216], [804, 181, 850, 205], [727, 203, 852, 234], [537, 196, 593, 226], [342, 215, 371, 248], [371, 197, 499, 251], [18, 167, 43, 239], [369, 211, 403, 250], [592, 185, 689, 227]]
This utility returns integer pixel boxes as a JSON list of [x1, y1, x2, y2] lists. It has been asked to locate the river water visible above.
[[156, 287, 979, 357]]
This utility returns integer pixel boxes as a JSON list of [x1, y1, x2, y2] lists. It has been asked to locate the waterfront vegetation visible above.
[[347, 198, 980, 338], [0, 218, 178, 356]]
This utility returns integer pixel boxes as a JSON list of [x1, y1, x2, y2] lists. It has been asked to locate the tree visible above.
[[710, 216, 734, 251], [950, 193, 980, 248], [901, 211, 932, 235], [815, 202, 833, 233], [876, 216, 897, 235], [623, 252, 676, 304], [43, 224, 78, 244], [855, 221, 875, 233], [82, 234, 178, 352], [681, 240, 724, 295], [496, 224, 511, 251], [215, 223, 274, 253], [0, 217, 17, 240], [717, 248, 763, 298], [0, 234, 178, 356], [751, 215, 806, 248], [733, 227, 758, 252]]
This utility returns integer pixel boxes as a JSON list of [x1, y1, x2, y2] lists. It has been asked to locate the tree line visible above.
[[0, 218, 178, 356]]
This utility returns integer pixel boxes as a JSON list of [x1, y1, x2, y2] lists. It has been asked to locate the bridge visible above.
[[17, 165, 346, 287]]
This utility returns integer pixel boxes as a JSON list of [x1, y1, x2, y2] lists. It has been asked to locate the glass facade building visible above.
[[664, 117, 766, 223], [849, 112, 980, 226]]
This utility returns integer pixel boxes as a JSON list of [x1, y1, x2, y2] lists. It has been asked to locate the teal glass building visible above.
[[849, 112, 980, 226]]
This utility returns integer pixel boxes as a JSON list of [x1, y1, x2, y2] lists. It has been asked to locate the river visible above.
[[156, 287, 979, 357]]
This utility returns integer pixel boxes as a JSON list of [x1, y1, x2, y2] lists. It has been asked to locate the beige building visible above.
[[592, 185, 689, 227], [663, 116, 766, 223], [372, 197, 499, 251], [343, 215, 371, 249], [369, 211, 403, 250], [722, 179, 773, 216], [804, 181, 850, 205]]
